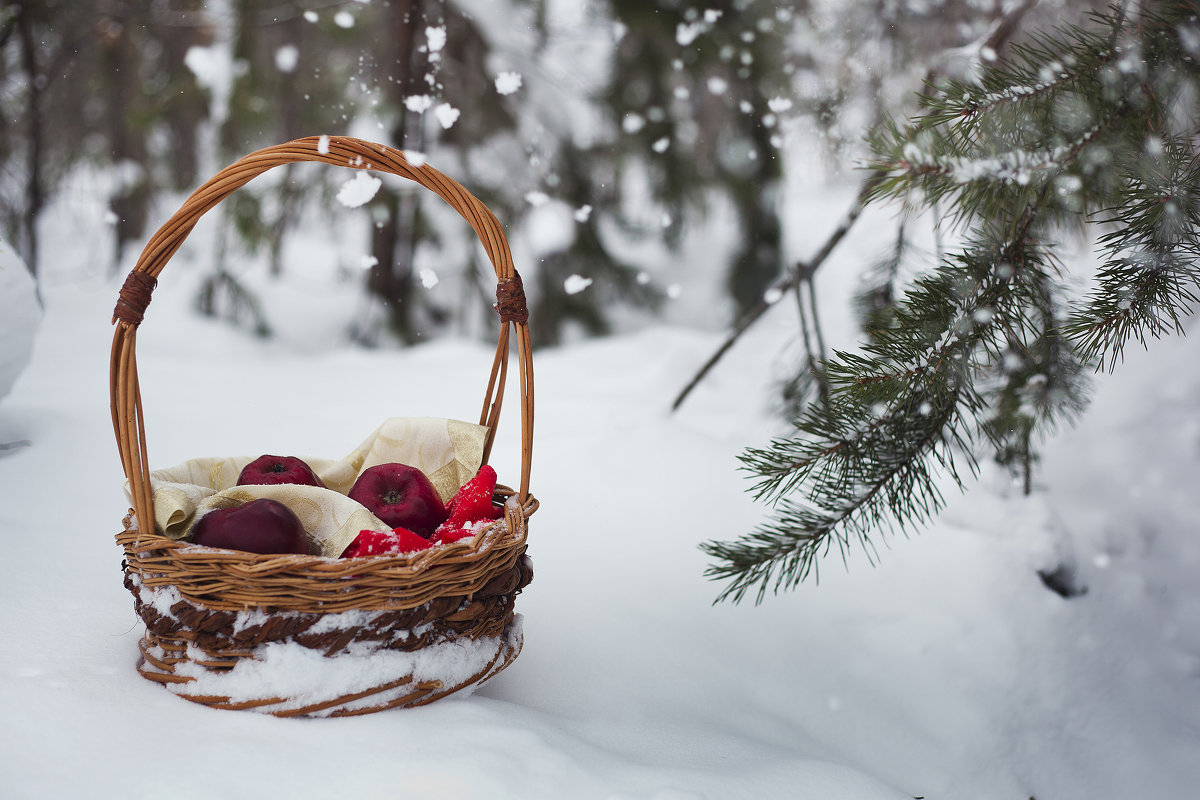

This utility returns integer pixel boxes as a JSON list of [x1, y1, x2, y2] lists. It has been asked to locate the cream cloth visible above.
[[133, 417, 489, 558]]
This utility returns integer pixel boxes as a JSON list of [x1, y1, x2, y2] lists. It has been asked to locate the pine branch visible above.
[[706, 211, 1070, 601], [704, 376, 965, 604], [854, 219, 907, 342], [1067, 137, 1200, 368], [707, 1, 1199, 602], [708, 179, 1097, 601]]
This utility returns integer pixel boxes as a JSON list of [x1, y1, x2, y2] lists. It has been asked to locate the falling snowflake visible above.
[[563, 275, 593, 295], [622, 114, 646, 134], [419, 268, 439, 289], [574, 205, 593, 222], [495, 71, 523, 95], [677, 22, 703, 46], [275, 45, 298, 74], [426, 26, 446, 53], [435, 103, 460, 129], [336, 171, 382, 209], [405, 95, 433, 113]]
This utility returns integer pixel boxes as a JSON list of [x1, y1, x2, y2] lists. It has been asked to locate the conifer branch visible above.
[[707, 3, 1198, 602]]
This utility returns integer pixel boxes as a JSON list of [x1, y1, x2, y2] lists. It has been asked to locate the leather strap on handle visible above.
[[110, 136, 534, 534]]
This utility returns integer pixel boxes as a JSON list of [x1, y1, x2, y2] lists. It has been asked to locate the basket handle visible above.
[[110, 136, 534, 533]]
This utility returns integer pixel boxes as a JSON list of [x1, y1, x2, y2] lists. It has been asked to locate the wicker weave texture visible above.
[[109, 137, 538, 716]]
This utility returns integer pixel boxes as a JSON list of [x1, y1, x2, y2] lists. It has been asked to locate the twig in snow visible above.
[[671, 174, 880, 412]]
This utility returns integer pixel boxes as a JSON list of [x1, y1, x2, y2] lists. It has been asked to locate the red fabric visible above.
[[443, 465, 502, 529], [339, 527, 433, 558]]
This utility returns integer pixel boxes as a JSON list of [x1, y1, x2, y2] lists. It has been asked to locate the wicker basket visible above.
[[110, 136, 536, 717]]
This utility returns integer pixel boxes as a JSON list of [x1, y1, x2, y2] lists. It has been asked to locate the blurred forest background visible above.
[[2, 0, 1106, 347]]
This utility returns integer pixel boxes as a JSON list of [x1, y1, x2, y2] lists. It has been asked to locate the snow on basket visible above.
[[110, 136, 537, 717]]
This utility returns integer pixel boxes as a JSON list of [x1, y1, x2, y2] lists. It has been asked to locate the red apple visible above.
[[348, 463, 447, 537], [237, 454, 325, 488], [191, 498, 309, 555]]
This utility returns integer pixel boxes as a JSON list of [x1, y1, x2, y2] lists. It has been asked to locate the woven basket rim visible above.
[[119, 490, 537, 569], [119, 490, 537, 612]]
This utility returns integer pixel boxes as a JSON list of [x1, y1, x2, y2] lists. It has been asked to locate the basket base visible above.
[[137, 615, 523, 717]]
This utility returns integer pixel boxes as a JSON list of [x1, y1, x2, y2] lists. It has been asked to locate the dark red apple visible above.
[[191, 498, 309, 555], [348, 463, 447, 537], [237, 454, 325, 488], [235, 455, 326, 489]]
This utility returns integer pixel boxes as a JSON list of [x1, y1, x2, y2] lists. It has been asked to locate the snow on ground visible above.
[[1, 184, 1199, 799]]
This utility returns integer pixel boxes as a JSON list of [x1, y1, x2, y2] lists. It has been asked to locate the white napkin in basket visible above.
[[131, 417, 489, 558]]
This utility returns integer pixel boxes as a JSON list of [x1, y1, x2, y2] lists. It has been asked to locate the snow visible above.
[[419, 267, 439, 289], [524, 200, 576, 257], [677, 22, 704, 47], [562, 274, 593, 295], [768, 96, 794, 113], [426, 25, 447, 54], [404, 94, 434, 113], [622, 113, 646, 133], [184, 43, 238, 125], [434, 102, 460, 130], [274, 45, 299, 74], [900, 130, 1102, 187], [1, 214, 1199, 795], [494, 71, 523, 95], [335, 170, 382, 209], [146, 606, 518, 716]]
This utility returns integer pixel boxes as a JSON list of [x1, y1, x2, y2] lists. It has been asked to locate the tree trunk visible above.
[[100, 8, 151, 267], [15, 3, 43, 279], [367, 0, 425, 342]]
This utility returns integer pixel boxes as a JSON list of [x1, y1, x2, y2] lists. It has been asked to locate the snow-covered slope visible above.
[[0, 235, 1197, 798]]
